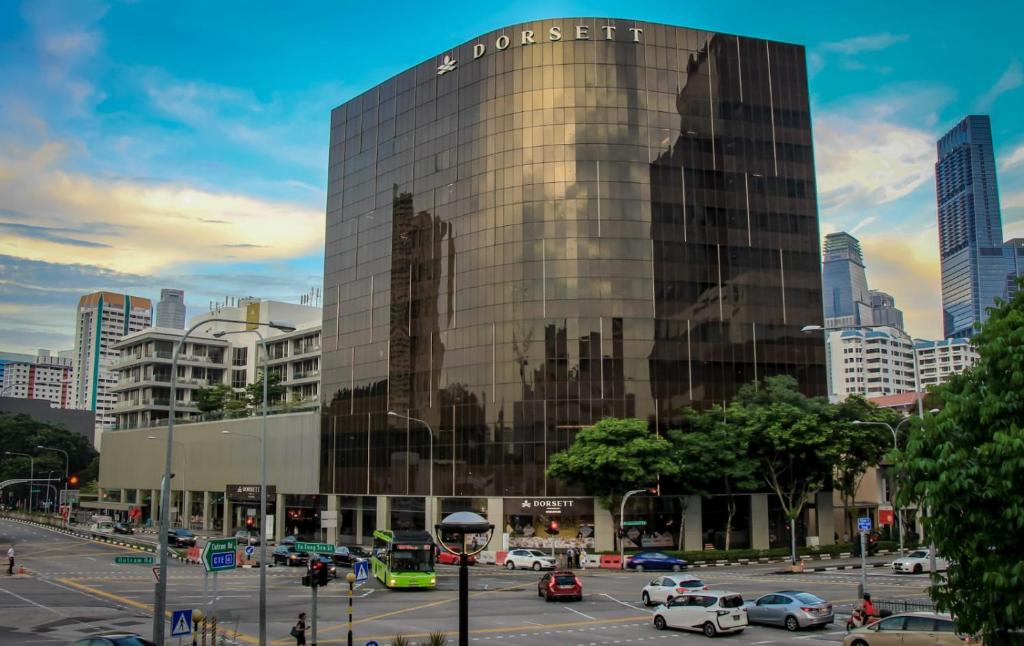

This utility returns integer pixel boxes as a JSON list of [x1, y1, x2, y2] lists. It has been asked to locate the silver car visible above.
[[744, 590, 833, 630]]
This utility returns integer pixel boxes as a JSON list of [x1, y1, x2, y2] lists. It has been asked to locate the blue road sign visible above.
[[245, 545, 255, 557], [366, 642, 379, 646], [170, 609, 192, 637], [858, 517, 872, 532], [353, 558, 369, 583]]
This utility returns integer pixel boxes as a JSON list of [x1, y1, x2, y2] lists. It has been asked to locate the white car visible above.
[[504, 548, 556, 571], [641, 575, 709, 606], [653, 590, 748, 637], [892, 549, 948, 574]]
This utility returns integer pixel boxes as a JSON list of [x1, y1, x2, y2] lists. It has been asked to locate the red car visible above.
[[538, 571, 583, 602], [434, 547, 476, 566]]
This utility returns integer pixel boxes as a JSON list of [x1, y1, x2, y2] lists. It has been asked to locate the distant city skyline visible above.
[[1, 1, 1022, 352]]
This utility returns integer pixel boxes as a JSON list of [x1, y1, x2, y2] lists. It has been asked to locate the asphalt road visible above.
[[0, 518, 936, 645]]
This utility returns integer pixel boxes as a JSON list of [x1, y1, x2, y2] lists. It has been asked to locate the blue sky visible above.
[[0, 0, 1021, 352]]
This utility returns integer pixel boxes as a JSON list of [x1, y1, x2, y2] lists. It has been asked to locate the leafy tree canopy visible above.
[[546, 417, 678, 507], [0, 413, 98, 485], [897, 283, 1024, 641], [196, 383, 235, 413]]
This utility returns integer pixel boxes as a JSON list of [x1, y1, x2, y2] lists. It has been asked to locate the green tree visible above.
[[546, 418, 679, 543], [733, 375, 842, 564], [832, 396, 901, 541], [195, 383, 234, 414], [245, 370, 284, 409], [668, 407, 758, 550], [896, 283, 1024, 642], [0, 413, 98, 508]]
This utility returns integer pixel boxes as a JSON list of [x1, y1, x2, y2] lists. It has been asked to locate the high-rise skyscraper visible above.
[[935, 115, 1008, 338], [869, 289, 905, 332], [1006, 238, 1023, 297], [822, 232, 874, 328], [71, 291, 152, 444], [155, 288, 186, 329]]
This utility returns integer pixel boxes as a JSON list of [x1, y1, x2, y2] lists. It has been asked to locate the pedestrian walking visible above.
[[290, 612, 306, 645], [580, 547, 588, 570], [565, 546, 575, 569], [7, 545, 14, 575]]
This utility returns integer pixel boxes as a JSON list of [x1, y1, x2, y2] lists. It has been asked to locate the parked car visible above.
[[332, 545, 371, 566], [626, 551, 688, 572], [842, 612, 976, 645], [234, 529, 260, 546], [744, 591, 833, 630], [538, 571, 582, 602], [112, 522, 134, 535], [272, 544, 309, 567], [435, 546, 476, 566], [653, 590, 747, 637], [167, 528, 197, 547], [641, 575, 708, 606], [72, 633, 156, 645], [891, 549, 948, 574], [504, 548, 556, 571]]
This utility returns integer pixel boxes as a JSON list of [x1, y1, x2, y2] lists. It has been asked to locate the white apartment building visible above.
[[825, 326, 917, 401], [0, 351, 74, 408], [71, 292, 153, 442], [111, 299, 322, 430], [915, 338, 978, 387]]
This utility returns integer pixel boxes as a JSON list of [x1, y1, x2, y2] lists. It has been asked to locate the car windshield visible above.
[[176, 529, 193, 536], [794, 593, 825, 604], [390, 548, 433, 572], [555, 575, 577, 585], [647, 553, 668, 559], [676, 579, 704, 588], [528, 550, 548, 557], [719, 595, 744, 608], [908, 550, 928, 558]]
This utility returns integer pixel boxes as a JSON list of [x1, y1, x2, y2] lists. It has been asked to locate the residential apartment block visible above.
[[0, 350, 74, 408], [824, 326, 917, 401], [915, 338, 978, 388]]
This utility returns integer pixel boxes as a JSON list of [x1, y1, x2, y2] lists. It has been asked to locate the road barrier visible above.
[[600, 554, 622, 569], [495, 550, 508, 565]]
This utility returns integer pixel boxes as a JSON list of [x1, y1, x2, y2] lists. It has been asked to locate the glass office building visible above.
[[320, 19, 826, 510]]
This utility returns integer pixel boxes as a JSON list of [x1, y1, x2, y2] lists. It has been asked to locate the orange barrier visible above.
[[496, 551, 508, 565], [599, 554, 622, 569]]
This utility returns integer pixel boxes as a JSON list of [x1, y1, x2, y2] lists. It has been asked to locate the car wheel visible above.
[[672, 564, 681, 572], [538, 587, 543, 597], [576, 595, 583, 602], [642, 592, 651, 606], [545, 592, 553, 602], [851, 641, 869, 646], [532, 562, 542, 571], [913, 564, 923, 574], [785, 615, 800, 631], [702, 621, 717, 637], [506, 561, 515, 570], [635, 564, 645, 573], [654, 616, 667, 630]]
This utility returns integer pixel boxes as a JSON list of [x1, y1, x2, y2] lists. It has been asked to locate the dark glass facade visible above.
[[321, 19, 825, 499]]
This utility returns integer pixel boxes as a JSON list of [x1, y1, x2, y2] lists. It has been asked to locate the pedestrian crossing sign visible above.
[[354, 558, 369, 583], [171, 609, 192, 637]]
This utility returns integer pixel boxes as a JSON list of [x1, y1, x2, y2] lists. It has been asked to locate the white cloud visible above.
[[1000, 143, 1024, 173], [0, 139, 324, 275], [820, 33, 909, 55], [1003, 190, 1024, 209], [975, 59, 1023, 111]]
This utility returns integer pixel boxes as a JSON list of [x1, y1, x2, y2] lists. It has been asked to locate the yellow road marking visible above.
[[56, 577, 257, 644]]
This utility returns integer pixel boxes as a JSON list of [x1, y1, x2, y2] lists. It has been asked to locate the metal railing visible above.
[[112, 404, 320, 430], [875, 598, 939, 614]]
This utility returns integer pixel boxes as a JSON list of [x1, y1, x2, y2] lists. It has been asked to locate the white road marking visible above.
[[565, 606, 596, 620], [0, 585, 107, 631], [600, 592, 653, 614]]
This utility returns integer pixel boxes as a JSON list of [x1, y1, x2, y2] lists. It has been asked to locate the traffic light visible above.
[[646, 486, 659, 495], [317, 561, 330, 587], [68, 475, 80, 488], [546, 519, 560, 536], [245, 516, 255, 529], [304, 558, 330, 587]]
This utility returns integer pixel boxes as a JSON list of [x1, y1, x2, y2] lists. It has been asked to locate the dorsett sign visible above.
[[438, 23, 645, 75]]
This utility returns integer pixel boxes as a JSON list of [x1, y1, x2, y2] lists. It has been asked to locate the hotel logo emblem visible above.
[[437, 55, 457, 75]]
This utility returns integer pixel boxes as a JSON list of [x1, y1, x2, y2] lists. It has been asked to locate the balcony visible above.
[[114, 350, 174, 368]]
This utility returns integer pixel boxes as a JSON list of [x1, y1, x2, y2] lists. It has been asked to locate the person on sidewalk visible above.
[[291, 612, 307, 645], [7, 545, 14, 575]]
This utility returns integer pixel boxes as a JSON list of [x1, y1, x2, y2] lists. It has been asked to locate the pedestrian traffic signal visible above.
[[546, 520, 559, 536]]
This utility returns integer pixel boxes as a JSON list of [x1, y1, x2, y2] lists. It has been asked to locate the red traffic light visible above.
[[646, 486, 659, 495], [245, 516, 255, 528], [546, 520, 560, 535], [68, 475, 80, 488]]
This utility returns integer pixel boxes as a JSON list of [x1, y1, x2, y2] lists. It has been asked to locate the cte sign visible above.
[[202, 538, 238, 573]]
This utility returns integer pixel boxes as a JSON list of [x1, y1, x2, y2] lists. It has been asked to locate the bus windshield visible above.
[[390, 547, 433, 573]]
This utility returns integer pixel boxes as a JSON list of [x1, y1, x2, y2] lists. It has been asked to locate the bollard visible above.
[[191, 608, 205, 646], [210, 615, 217, 645]]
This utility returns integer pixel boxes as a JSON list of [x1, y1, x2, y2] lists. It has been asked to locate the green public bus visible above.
[[371, 529, 436, 589]]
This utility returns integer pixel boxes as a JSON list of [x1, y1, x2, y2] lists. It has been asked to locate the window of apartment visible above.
[[232, 347, 248, 367], [232, 369, 247, 389]]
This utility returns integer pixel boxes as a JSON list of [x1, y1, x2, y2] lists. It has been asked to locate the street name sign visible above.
[[622, 520, 647, 526], [115, 555, 154, 565], [202, 538, 238, 572], [296, 541, 334, 554], [857, 517, 872, 532]]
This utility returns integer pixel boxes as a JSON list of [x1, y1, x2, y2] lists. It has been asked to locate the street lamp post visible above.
[[852, 417, 912, 556], [213, 324, 294, 646], [435, 512, 494, 646], [148, 437, 187, 527], [36, 445, 69, 526], [5, 451, 34, 512], [387, 411, 435, 517], [151, 317, 292, 646], [619, 488, 655, 569]]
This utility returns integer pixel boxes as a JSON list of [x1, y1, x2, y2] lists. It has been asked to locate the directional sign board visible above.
[[295, 541, 334, 554], [622, 520, 647, 526], [353, 558, 369, 583], [115, 555, 154, 565], [858, 517, 872, 532], [170, 609, 192, 637], [201, 538, 238, 572]]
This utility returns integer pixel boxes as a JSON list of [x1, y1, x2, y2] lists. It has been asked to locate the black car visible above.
[[113, 522, 134, 535], [167, 528, 197, 547], [332, 545, 371, 566], [72, 634, 156, 645], [272, 544, 309, 567]]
